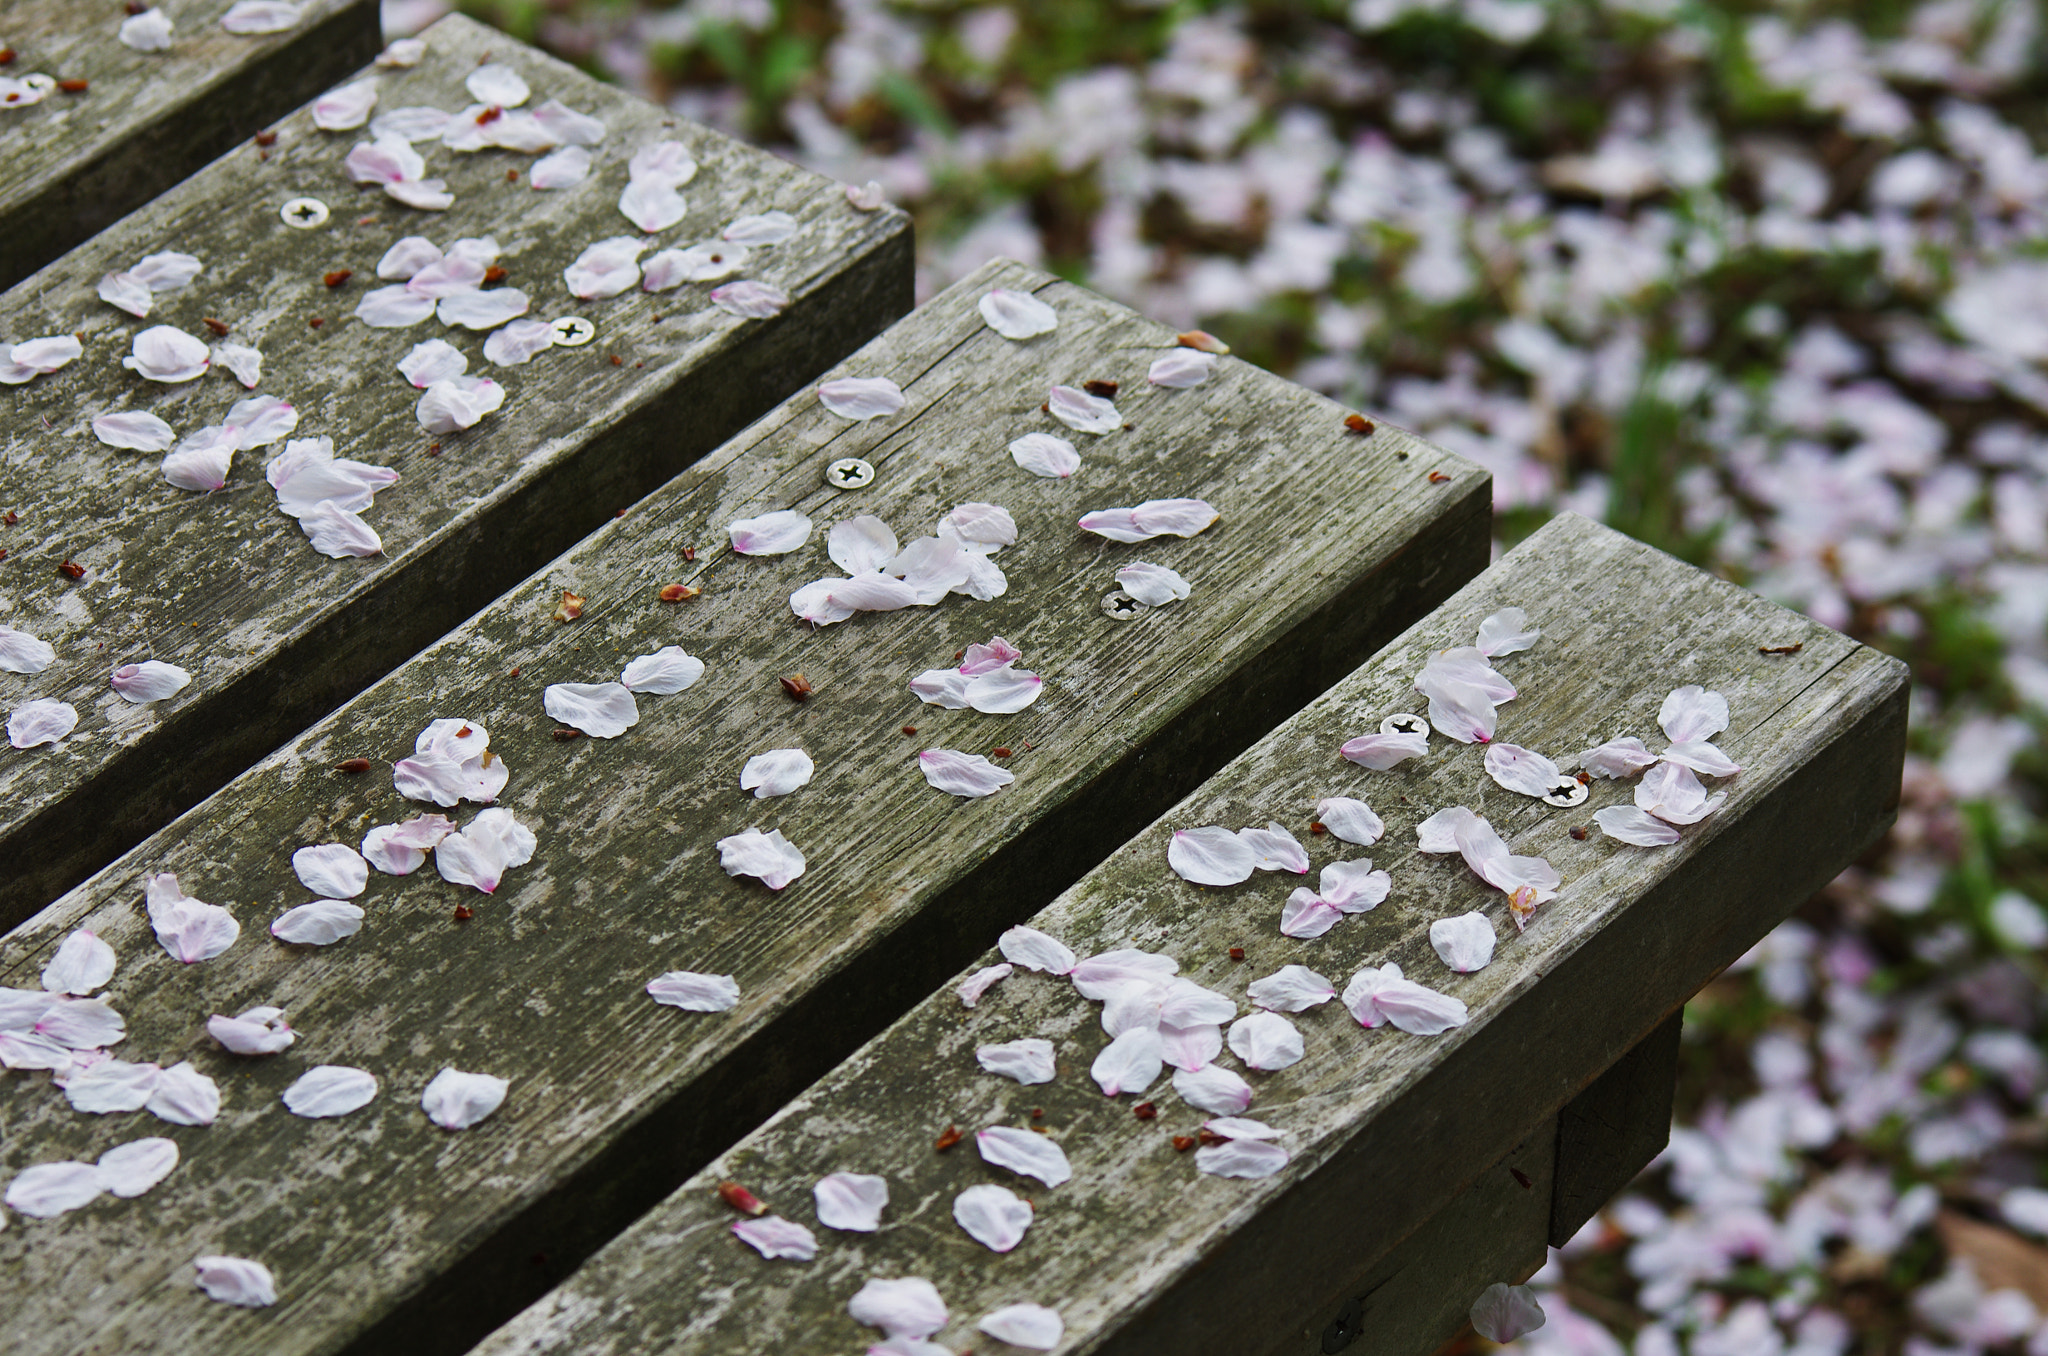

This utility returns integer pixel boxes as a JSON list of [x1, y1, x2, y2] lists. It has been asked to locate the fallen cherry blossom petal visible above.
[[267, 437, 398, 518], [466, 63, 529, 107], [1009, 431, 1079, 478], [938, 502, 1017, 552], [1595, 804, 1683, 847], [8, 699, 77, 749], [814, 1172, 888, 1232], [737, 748, 812, 800], [1227, 1011, 1304, 1070], [6, 1161, 103, 1218], [709, 280, 789, 318], [643, 241, 747, 289], [1148, 349, 1215, 388], [439, 288, 530, 330], [377, 37, 424, 66], [1279, 890, 1342, 939], [161, 427, 234, 492], [420, 1067, 508, 1130], [392, 718, 506, 807], [312, 78, 377, 131], [1000, 926, 1075, 975], [919, 749, 1015, 798], [1174, 1062, 1253, 1115], [1091, 1026, 1164, 1096], [1661, 739, 1743, 777], [120, 9, 175, 52], [370, 105, 449, 142], [628, 140, 698, 187], [417, 375, 505, 433], [42, 930, 115, 996], [612, 647, 703, 697], [283, 1065, 378, 1118], [360, 814, 456, 876], [544, 682, 639, 739], [724, 210, 799, 246], [978, 1123, 1071, 1187], [819, 376, 905, 421], [356, 284, 438, 328], [564, 237, 647, 299], [398, 338, 467, 387], [619, 179, 687, 232], [1159, 1020, 1221, 1073], [1240, 822, 1310, 874], [976, 1039, 1055, 1086], [207, 1006, 293, 1055], [1660, 685, 1730, 744], [145, 874, 237, 963], [1453, 812, 1561, 906], [293, 843, 367, 899], [1206, 1117, 1283, 1140], [964, 667, 1043, 714], [1049, 384, 1120, 433], [67, 1058, 161, 1113], [1414, 806, 1471, 853], [435, 808, 536, 893], [1474, 608, 1541, 657], [194, 1255, 276, 1308], [1580, 736, 1658, 778], [845, 180, 886, 210], [0, 626, 53, 675], [958, 964, 1012, 1008], [1, 1032, 72, 1074], [1115, 560, 1191, 605], [1313, 797, 1381, 845], [733, 1216, 816, 1261], [34, 997, 125, 1049], [97, 1137, 178, 1197], [717, 827, 805, 890], [827, 573, 919, 613], [269, 900, 363, 945], [1636, 760, 1725, 825], [849, 1277, 947, 1339], [92, 411, 175, 452], [1430, 913, 1497, 972], [98, 271, 152, 317], [1246, 965, 1336, 1012], [1471, 1283, 1547, 1343], [299, 503, 383, 559], [979, 288, 1057, 340], [130, 251, 201, 290], [219, 1, 300, 35], [123, 325, 208, 382], [979, 1304, 1063, 1350], [729, 508, 813, 555], [1484, 743, 1561, 798], [828, 515, 899, 574], [212, 343, 262, 388], [1343, 962, 1469, 1035], [483, 319, 556, 367], [954, 1183, 1033, 1252], [378, 237, 442, 278], [646, 971, 740, 1012], [146, 1061, 220, 1126], [1169, 826, 1256, 886], [529, 145, 590, 190], [1195, 1138, 1290, 1178]]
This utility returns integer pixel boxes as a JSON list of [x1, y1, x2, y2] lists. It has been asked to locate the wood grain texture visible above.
[[0, 0, 382, 291], [0, 261, 1487, 1356], [0, 12, 912, 928], [1550, 1009, 1680, 1249], [469, 513, 1907, 1356]]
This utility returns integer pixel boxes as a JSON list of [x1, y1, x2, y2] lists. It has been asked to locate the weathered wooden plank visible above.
[[0, 263, 1488, 1354], [0, 0, 382, 292], [1550, 1008, 1680, 1249], [0, 12, 912, 927], [467, 513, 1907, 1356]]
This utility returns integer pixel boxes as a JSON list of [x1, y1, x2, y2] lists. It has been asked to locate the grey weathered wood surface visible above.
[[0, 261, 1488, 1355], [0, 12, 912, 928], [0, 0, 381, 292], [1550, 1008, 1680, 1250], [469, 514, 1908, 1356]]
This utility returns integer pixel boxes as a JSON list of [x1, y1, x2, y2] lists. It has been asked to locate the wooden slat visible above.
[[0, 262, 1488, 1355], [0, 12, 912, 927], [467, 514, 1907, 1356], [0, 0, 382, 292]]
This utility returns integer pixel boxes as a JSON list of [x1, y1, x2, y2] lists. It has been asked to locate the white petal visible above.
[[1279, 890, 1342, 940], [1475, 608, 1541, 656], [848, 1277, 948, 1339], [621, 646, 705, 694], [1635, 760, 1725, 825], [161, 427, 234, 492], [398, 337, 467, 387], [42, 930, 116, 995], [1339, 730, 1429, 769], [206, 1006, 294, 1056], [965, 667, 1043, 714], [269, 900, 364, 945], [708, 280, 790, 318], [1174, 1062, 1254, 1115], [299, 503, 383, 559], [1594, 804, 1682, 847], [828, 515, 899, 574], [646, 971, 740, 1012], [292, 843, 367, 899], [283, 1065, 378, 1118], [145, 1061, 220, 1126], [8, 698, 78, 749], [739, 748, 813, 798], [846, 180, 887, 209], [976, 1039, 1056, 1086], [532, 100, 606, 147], [715, 827, 805, 890], [376, 37, 425, 66], [563, 236, 647, 299], [728, 508, 813, 555], [1430, 912, 1497, 972], [145, 873, 239, 962], [979, 1304, 1064, 1350], [619, 179, 688, 232], [1048, 384, 1121, 433], [67, 1058, 162, 1113], [438, 289, 530, 330], [999, 926, 1076, 975], [1314, 797, 1383, 845], [813, 1172, 888, 1232], [918, 748, 1015, 798], [1194, 1138, 1290, 1179], [193, 1255, 277, 1308], [642, 241, 746, 288], [977, 1123, 1071, 1186], [92, 411, 175, 452], [543, 682, 639, 739], [1168, 827, 1255, 886], [5, 1162, 104, 1218], [420, 1067, 509, 1130], [212, 343, 262, 388], [529, 145, 592, 190], [908, 666, 971, 708], [1008, 431, 1079, 478], [361, 814, 456, 875], [378, 236, 443, 279], [483, 319, 557, 368], [356, 284, 438, 328], [978, 288, 1058, 340], [1245, 965, 1336, 1012], [1415, 806, 1477, 853], [435, 808, 536, 893], [938, 502, 1018, 551], [1115, 561, 1191, 605], [33, 997, 125, 1049], [130, 251, 202, 291], [627, 140, 698, 187], [98, 271, 153, 317], [0, 626, 53, 675], [1343, 963, 1469, 1035], [1239, 822, 1309, 874], [1137, 497, 1221, 537], [953, 1183, 1033, 1252], [312, 78, 378, 131], [369, 105, 451, 142], [723, 210, 799, 245], [1661, 739, 1743, 777], [1227, 1011, 1304, 1070], [957, 963, 1012, 1007], [466, 63, 530, 107], [1148, 349, 1215, 387], [731, 1215, 816, 1261], [1484, 743, 1562, 798], [268, 439, 398, 517], [416, 375, 505, 433], [818, 376, 904, 421], [219, 1, 302, 35], [1471, 1284, 1548, 1343], [1452, 813, 1560, 905], [1659, 685, 1730, 744], [97, 1137, 178, 1197], [123, 325, 209, 382], [1579, 736, 1658, 779], [1090, 1026, 1163, 1096], [119, 9, 175, 52], [826, 572, 919, 613]]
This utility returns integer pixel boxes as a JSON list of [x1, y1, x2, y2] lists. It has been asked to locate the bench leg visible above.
[[1550, 1009, 1682, 1249]]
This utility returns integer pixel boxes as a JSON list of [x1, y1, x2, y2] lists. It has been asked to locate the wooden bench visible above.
[[465, 514, 1908, 1356], [0, 12, 911, 927], [0, 0, 382, 291], [0, 260, 1488, 1354]]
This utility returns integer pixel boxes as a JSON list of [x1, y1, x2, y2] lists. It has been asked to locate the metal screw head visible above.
[[825, 457, 875, 490], [1380, 713, 1428, 736], [1543, 777, 1590, 808], [280, 197, 329, 229], [1101, 589, 1147, 620], [551, 315, 596, 347]]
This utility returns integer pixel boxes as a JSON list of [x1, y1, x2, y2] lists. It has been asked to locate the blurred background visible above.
[[386, 1, 2048, 1351]]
